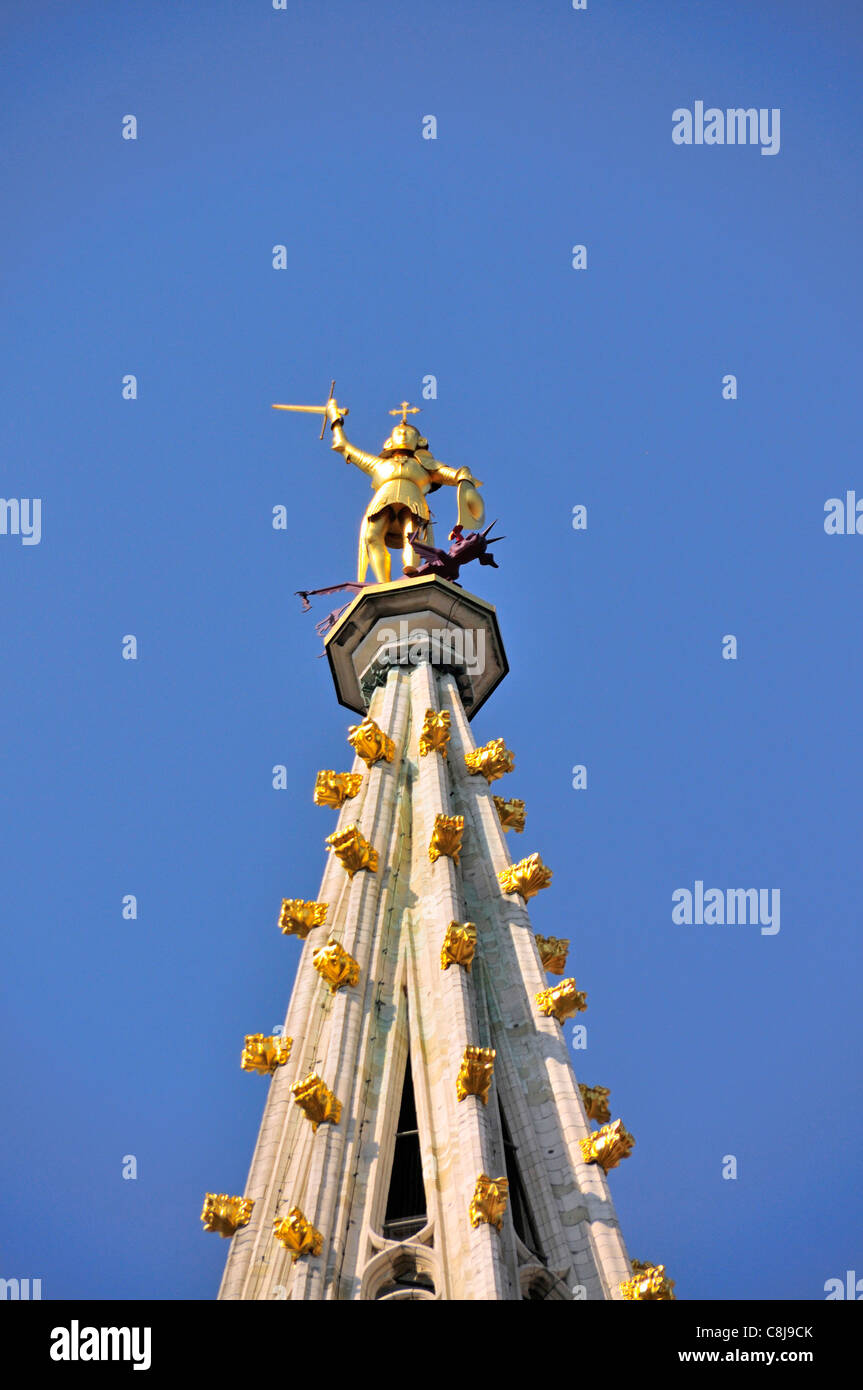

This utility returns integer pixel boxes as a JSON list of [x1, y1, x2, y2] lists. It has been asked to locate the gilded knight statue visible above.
[[322, 398, 485, 584]]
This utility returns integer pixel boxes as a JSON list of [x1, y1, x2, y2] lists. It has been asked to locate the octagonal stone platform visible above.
[[324, 575, 508, 719]]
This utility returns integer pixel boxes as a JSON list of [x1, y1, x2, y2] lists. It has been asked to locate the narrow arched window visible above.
[[498, 1100, 544, 1260], [383, 1056, 427, 1241]]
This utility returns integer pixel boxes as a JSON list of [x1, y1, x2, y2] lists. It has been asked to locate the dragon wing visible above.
[[407, 534, 446, 564]]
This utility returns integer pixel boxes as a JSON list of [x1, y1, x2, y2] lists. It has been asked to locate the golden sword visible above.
[[272, 379, 349, 439]]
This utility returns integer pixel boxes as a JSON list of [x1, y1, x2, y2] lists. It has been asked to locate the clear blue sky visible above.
[[1, 0, 861, 1300]]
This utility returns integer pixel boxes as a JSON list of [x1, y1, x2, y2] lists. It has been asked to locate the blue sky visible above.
[[1, 0, 861, 1300]]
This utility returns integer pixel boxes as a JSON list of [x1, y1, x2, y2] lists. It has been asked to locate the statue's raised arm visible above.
[[326, 398, 382, 477]]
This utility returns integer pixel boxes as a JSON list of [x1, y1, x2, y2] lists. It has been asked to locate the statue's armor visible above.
[[366, 457, 438, 535], [329, 420, 483, 582]]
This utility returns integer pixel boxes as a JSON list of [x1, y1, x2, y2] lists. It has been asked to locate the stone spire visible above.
[[207, 576, 655, 1300]]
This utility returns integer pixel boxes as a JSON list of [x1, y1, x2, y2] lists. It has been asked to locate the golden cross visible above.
[[389, 401, 421, 424]]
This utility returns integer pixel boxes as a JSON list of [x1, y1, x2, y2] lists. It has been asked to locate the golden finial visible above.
[[441, 920, 477, 972], [456, 1046, 496, 1105], [578, 1119, 635, 1172], [201, 1193, 254, 1237], [620, 1261, 676, 1301], [428, 813, 465, 865], [273, 1208, 324, 1263], [469, 1174, 509, 1231]]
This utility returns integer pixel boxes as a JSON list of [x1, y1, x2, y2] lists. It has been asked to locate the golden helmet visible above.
[[382, 422, 427, 455]]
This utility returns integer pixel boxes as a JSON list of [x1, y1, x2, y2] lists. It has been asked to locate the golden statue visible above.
[[273, 385, 485, 584]]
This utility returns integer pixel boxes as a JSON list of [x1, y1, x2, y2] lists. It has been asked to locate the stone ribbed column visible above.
[[220, 675, 405, 1300], [408, 662, 515, 1299], [442, 674, 632, 1300], [289, 667, 410, 1299]]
